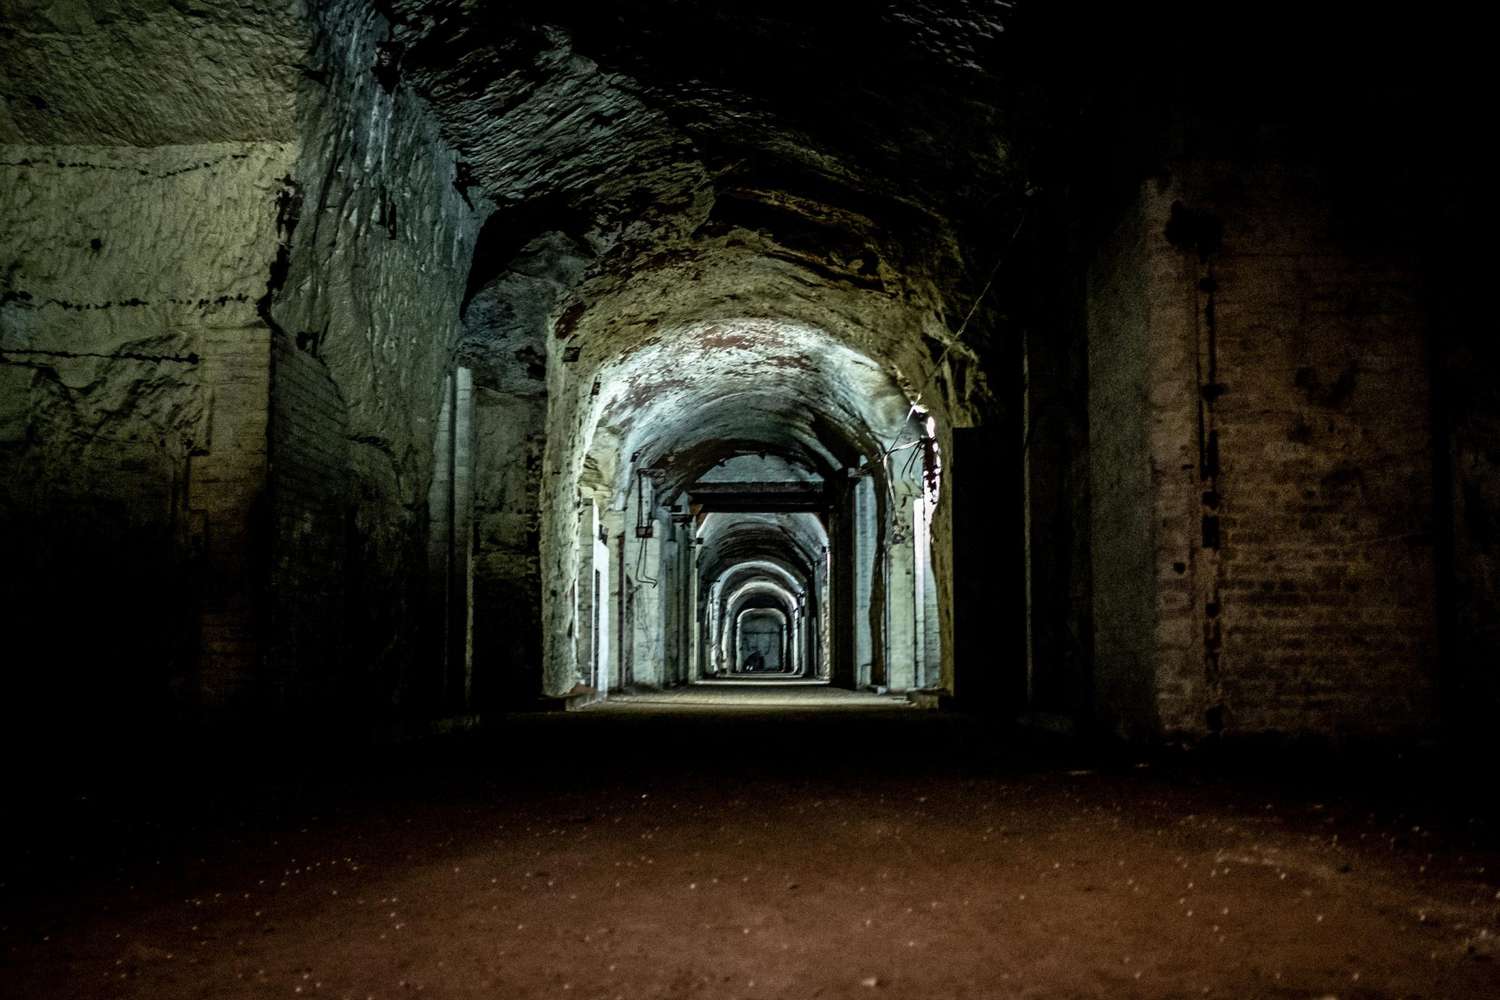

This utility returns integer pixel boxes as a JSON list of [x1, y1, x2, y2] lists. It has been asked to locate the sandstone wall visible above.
[[471, 387, 547, 708], [1, 0, 485, 739], [0, 143, 296, 736], [260, 0, 486, 726], [267, 328, 349, 713], [457, 227, 584, 706]]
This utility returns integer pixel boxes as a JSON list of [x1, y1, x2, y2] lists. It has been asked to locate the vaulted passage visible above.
[[2, 3, 1495, 996], [570, 318, 944, 699]]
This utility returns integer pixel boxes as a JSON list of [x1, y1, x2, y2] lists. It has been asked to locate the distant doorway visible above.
[[737, 608, 786, 672]]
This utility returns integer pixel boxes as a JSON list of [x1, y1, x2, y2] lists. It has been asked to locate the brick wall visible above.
[[1205, 163, 1436, 737], [192, 326, 273, 710], [267, 332, 349, 713], [1087, 161, 1439, 741]]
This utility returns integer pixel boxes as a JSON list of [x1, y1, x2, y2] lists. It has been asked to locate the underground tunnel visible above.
[[2, 2, 1497, 998]]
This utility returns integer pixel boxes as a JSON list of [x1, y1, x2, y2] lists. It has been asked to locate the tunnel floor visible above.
[[6, 707, 1499, 999], [596, 681, 902, 711]]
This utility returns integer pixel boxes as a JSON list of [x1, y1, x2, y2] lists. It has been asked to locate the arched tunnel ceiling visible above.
[[726, 581, 798, 626], [385, 0, 1017, 224], [698, 454, 819, 485], [717, 573, 804, 626], [586, 319, 912, 501], [710, 560, 807, 602], [698, 513, 827, 586], [728, 580, 797, 612], [383, 0, 1032, 433], [738, 604, 788, 622]]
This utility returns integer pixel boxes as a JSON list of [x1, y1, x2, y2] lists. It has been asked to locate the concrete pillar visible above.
[[626, 496, 665, 688], [885, 488, 919, 691], [791, 602, 803, 675], [663, 519, 689, 686], [706, 579, 722, 675], [819, 545, 832, 680], [425, 368, 475, 713], [675, 521, 691, 684], [426, 374, 453, 703], [916, 491, 941, 689], [911, 495, 927, 690], [798, 597, 810, 676], [661, 526, 677, 684], [594, 521, 610, 692], [451, 368, 475, 711], [717, 581, 734, 674], [922, 535, 941, 688], [688, 536, 702, 680], [852, 473, 877, 687], [732, 602, 743, 673], [576, 499, 599, 690], [603, 508, 627, 690]]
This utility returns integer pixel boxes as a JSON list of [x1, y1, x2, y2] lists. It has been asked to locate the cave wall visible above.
[[4, 2, 1476, 748], [1087, 159, 1439, 742], [0, 0, 485, 740], [457, 229, 585, 707], [471, 387, 547, 707], [266, 319, 349, 714], [0, 144, 296, 739], [260, 0, 486, 726]]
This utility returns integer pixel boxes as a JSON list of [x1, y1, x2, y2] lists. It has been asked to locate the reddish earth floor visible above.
[[4, 686, 1499, 999]]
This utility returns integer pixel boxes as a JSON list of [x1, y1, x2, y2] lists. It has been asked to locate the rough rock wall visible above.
[[0, 143, 297, 735], [1, 0, 485, 736], [0, 0, 304, 146], [267, 326, 349, 712], [1088, 162, 1439, 741], [261, 0, 486, 724], [470, 387, 547, 707], [459, 230, 585, 706], [369, 5, 994, 701]]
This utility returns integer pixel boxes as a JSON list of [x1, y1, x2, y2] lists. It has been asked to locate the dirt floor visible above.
[[4, 685, 1499, 999]]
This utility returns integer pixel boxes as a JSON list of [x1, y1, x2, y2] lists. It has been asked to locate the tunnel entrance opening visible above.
[[699, 507, 827, 686], [561, 319, 950, 712], [736, 607, 785, 672]]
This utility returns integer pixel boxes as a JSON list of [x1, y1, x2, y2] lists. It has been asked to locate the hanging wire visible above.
[[635, 533, 659, 588], [634, 469, 660, 587], [877, 209, 1029, 465], [900, 436, 924, 480]]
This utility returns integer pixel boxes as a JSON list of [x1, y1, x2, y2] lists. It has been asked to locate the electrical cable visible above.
[[876, 209, 1029, 465], [633, 469, 659, 588]]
